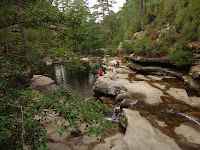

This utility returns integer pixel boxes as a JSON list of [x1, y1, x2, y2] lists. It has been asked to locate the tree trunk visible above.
[[17, 3, 28, 47], [144, 0, 147, 14], [141, 0, 144, 31], [3, 39, 9, 54]]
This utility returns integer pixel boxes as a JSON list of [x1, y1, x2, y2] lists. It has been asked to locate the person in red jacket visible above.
[[116, 61, 120, 67], [98, 70, 103, 76]]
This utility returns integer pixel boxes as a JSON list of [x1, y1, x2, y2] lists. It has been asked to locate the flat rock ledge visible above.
[[93, 69, 163, 105], [111, 109, 181, 150]]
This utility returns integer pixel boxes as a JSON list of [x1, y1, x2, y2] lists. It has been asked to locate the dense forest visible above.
[[0, 0, 199, 149]]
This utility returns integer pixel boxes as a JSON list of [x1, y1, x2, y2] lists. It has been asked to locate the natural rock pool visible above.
[[40, 61, 103, 97]]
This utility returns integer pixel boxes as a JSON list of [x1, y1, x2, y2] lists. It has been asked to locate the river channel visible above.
[[41, 60, 200, 150]]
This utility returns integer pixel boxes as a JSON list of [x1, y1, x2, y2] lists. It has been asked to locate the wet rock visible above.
[[147, 75, 163, 81], [115, 92, 135, 103], [190, 65, 200, 79], [175, 124, 200, 145], [111, 109, 181, 150], [115, 92, 145, 104], [153, 82, 166, 89], [119, 98, 138, 109], [100, 96, 115, 104]]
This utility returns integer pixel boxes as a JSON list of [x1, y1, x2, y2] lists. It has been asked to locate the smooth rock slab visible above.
[[175, 124, 200, 145], [166, 88, 194, 105], [111, 109, 181, 150], [124, 81, 163, 105]]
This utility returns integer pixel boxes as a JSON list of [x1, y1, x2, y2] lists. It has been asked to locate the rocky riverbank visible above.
[[128, 55, 200, 92], [93, 59, 200, 150]]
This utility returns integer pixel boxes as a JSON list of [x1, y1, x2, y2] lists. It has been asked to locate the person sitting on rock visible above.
[[98, 70, 104, 76], [116, 61, 120, 67]]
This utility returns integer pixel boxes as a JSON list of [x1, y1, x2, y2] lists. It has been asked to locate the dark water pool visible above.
[[40, 61, 103, 97]]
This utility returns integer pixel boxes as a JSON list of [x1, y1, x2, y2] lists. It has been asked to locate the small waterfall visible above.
[[131, 99, 139, 105], [54, 64, 67, 87], [105, 98, 140, 122], [105, 106, 122, 122], [167, 109, 200, 126]]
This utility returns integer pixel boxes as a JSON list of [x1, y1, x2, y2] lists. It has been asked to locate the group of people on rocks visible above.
[[98, 61, 120, 77]]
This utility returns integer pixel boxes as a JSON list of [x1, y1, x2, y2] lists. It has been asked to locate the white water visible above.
[[167, 109, 200, 126]]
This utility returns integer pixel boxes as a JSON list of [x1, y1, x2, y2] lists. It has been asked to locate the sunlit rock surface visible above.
[[175, 124, 200, 145], [111, 109, 181, 150], [94, 71, 163, 105]]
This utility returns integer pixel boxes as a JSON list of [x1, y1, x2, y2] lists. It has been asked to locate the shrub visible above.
[[168, 49, 195, 66], [122, 41, 135, 54]]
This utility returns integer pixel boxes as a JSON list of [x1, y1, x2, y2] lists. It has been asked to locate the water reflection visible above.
[[53, 61, 102, 97]]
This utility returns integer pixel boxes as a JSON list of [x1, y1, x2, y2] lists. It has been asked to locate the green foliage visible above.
[[118, 116, 127, 128], [122, 41, 135, 54], [0, 0, 116, 149], [168, 49, 195, 66], [0, 84, 116, 149]]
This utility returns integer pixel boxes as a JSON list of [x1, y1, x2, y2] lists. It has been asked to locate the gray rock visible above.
[[30, 75, 59, 92], [190, 65, 200, 79], [183, 75, 200, 92], [130, 55, 170, 64]]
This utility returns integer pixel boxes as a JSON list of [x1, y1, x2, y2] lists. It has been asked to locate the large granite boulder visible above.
[[93, 77, 124, 97], [30, 75, 59, 92]]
